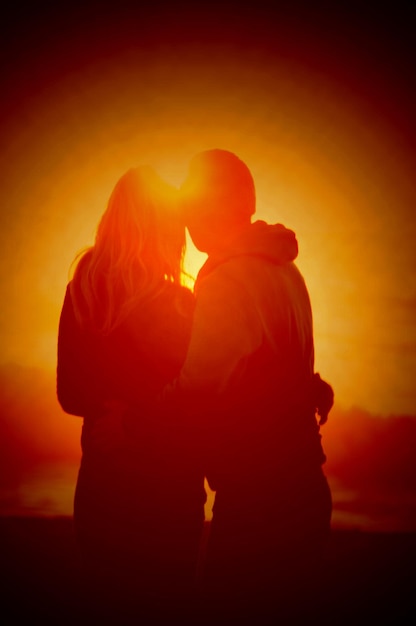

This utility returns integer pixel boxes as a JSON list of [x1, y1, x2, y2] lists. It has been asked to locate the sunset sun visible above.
[[1, 5, 415, 623]]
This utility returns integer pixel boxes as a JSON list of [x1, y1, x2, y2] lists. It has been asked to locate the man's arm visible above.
[[312, 373, 334, 425]]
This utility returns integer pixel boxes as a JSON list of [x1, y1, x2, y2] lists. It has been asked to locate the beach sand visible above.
[[1, 516, 415, 624]]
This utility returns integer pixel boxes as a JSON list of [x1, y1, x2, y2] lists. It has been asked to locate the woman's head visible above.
[[71, 166, 185, 333], [96, 166, 184, 281]]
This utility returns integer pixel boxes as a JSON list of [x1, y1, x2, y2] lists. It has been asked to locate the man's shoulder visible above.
[[198, 247, 268, 279], [194, 256, 275, 308], [196, 254, 252, 288]]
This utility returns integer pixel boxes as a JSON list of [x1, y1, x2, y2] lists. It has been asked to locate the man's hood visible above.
[[197, 220, 298, 281]]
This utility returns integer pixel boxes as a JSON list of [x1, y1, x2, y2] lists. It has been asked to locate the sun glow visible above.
[[0, 4, 415, 547], [0, 26, 415, 420]]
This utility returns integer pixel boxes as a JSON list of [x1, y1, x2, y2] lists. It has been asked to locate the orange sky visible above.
[[0, 2, 415, 528], [1, 4, 415, 418]]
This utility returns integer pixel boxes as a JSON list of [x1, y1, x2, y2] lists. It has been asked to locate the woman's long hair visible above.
[[69, 166, 185, 334]]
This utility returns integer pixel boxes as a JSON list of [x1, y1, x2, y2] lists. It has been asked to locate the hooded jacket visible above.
[[176, 220, 326, 493]]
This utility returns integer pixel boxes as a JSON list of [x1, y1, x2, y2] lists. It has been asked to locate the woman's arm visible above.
[[56, 284, 103, 418]]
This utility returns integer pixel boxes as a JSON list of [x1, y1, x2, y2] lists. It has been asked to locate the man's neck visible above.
[[206, 220, 253, 256]]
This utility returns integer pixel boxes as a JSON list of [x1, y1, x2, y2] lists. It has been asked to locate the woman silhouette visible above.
[[57, 167, 206, 620]]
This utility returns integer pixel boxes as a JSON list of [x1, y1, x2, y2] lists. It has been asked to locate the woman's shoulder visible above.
[[172, 282, 195, 314], [154, 281, 195, 315], [119, 283, 193, 364], [123, 282, 194, 331]]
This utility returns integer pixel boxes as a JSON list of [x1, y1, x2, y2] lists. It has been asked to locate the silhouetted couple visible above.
[[57, 150, 333, 624]]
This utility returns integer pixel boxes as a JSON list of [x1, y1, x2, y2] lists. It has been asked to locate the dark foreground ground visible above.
[[1, 516, 415, 625]]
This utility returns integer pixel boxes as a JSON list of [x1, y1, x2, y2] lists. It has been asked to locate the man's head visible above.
[[180, 149, 256, 253]]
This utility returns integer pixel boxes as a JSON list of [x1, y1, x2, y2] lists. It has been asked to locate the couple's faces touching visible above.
[[179, 179, 221, 254], [118, 150, 256, 258]]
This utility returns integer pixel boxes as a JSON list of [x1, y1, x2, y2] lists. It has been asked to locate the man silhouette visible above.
[[175, 149, 333, 621]]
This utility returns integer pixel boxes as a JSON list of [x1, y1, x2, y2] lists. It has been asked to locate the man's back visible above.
[[188, 224, 326, 493], [178, 149, 332, 620], [184, 222, 332, 618]]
